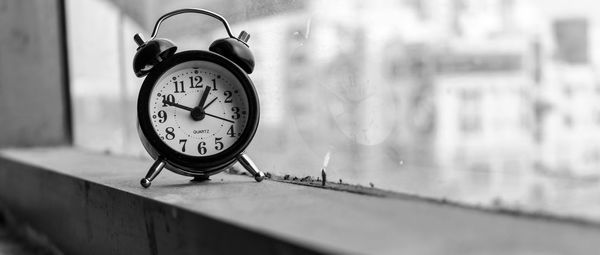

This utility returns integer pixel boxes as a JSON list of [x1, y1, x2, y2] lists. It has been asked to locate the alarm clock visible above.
[[132, 8, 265, 188]]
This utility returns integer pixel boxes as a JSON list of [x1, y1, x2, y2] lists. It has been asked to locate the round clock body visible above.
[[137, 50, 260, 177]]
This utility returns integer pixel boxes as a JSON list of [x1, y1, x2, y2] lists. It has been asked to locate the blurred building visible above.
[[539, 18, 600, 177], [68, 0, 600, 216]]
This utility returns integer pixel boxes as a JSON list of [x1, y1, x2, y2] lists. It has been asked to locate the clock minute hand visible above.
[[204, 113, 234, 123], [162, 100, 193, 111]]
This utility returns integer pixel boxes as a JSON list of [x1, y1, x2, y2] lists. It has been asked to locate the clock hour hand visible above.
[[188, 86, 213, 121], [162, 100, 193, 111], [197, 86, 211, 109], [204, 113, 234, 123]]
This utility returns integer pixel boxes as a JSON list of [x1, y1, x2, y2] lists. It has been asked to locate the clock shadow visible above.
[[155, 177, 256, 188]]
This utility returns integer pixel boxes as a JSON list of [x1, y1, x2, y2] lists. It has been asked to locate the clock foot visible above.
[[140, 158, 166, 188], [237, 153, 265, 182], [190, 175, 210, 182]]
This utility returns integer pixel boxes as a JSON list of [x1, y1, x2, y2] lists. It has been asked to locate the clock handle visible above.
[[237, 153, 265, 182], [150, 8, 236, 40], [140, 158, 166, 188]]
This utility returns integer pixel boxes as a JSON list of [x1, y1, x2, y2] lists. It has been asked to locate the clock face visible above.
[[147, 60, 250, 157]]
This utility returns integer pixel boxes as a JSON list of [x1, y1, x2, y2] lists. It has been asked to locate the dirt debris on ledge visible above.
[[224, 166, 406, 198], [224, 166, 600, 229]]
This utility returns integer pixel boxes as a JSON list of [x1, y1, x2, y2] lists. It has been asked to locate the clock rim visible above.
[[137, 50, 260, 174]]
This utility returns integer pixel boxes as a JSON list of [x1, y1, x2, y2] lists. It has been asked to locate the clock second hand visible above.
[[203, 97, 218, 110], [204, 113, 234, 123]]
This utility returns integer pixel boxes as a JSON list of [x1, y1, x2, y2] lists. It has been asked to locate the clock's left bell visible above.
[[132, 33, 177, 77]]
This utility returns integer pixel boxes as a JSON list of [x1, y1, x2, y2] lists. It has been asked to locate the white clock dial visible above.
[[148, 61, 249, 156]]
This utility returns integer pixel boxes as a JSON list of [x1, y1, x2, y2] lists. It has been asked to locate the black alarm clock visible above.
[[132, 8, 265, 188]]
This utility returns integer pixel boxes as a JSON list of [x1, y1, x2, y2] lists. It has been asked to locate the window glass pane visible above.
[[67, 0, 600, 221]]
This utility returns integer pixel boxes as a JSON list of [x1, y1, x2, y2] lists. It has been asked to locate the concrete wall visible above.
[[0, 0, 70, 147]]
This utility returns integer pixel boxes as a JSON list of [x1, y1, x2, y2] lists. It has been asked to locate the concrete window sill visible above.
[[0, 147, 599, 254]]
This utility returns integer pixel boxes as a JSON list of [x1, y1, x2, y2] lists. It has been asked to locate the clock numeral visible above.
[[198, 141, 207, 155], [162, 94, 175, 107], [189, 76, 202, 88], [231, 107, 240, 120], [212, 78, 218, 91], [173, 80, 185, 93], [224, 91, 233, 103], [165, 127, 175, 140], [157, 110, 167, 123], [227, 125, 235, 137], [214, 137, 224, 151], [179, 139, 187, 152]]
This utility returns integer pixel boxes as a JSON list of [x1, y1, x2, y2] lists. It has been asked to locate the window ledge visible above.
[[0, 147, 599, 254]]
